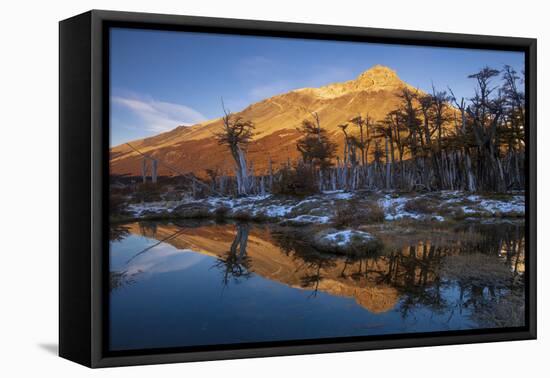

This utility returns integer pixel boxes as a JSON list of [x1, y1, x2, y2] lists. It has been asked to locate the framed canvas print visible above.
[[59, 10, 536, 368]]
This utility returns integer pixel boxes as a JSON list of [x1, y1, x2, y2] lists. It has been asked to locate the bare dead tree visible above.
[[466, 67, 507, 191], [449, 88, 477, 191], [349, 115, 367, 167], [296, 112, 337, 190], [215, 103, 255, 195]]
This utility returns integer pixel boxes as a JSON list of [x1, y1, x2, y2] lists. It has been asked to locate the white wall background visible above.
[[0, 0, 546, 376]]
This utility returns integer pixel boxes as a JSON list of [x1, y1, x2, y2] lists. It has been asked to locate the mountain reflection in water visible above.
[[109, 220, 525, 351]]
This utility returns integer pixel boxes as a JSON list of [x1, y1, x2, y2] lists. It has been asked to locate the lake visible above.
[[109, 220, 525, 352]]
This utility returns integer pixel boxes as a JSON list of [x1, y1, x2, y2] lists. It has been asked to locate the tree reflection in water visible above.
[[110, 220, 525, 328], [270, 228, 339, 297], [109, 224, 131, 242], [212, 223, 253, 286], [269, 222, 525, 326]]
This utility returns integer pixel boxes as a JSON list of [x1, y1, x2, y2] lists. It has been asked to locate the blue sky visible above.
[[110, 27, 524, 146]]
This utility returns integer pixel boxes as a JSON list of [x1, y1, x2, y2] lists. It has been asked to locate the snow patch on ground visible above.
[[321, 230, 373, 246], [322, 190, 354, 200], [439, 191, 466, 203], [287, 215, 331, 224], [378, 195, 422, 221], [263, 204, 295, 217], [128, 201, 179, 216], [461, 195, 524, 215], [203, 194, 330, 223], [478, 196, 524, 214]]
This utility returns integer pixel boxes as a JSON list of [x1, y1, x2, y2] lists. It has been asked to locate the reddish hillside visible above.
[[110, 65, 421, 178]]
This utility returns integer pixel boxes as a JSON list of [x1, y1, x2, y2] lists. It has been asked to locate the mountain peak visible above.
[[294, 65, 406, 99], [356, 65, 400, 83]]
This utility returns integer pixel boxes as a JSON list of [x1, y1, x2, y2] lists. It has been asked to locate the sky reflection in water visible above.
[[109, 221, 525, 351]]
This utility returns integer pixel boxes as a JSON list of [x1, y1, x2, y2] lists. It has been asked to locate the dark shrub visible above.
[[364, 202, 386, 223], [110, 193, 128, 215], [333, 203, 355, 227], [403, 198, 437, 214], [333, 201, 385, 227], [133, 182, 162, 203], [272, 163, 319, 197], [172, 203, 211, 218]]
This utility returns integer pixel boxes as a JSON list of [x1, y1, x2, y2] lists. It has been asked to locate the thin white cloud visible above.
[[112, 96, 207, 133]]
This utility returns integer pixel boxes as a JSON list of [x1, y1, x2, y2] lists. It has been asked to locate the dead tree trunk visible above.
[[151, 159, 158, 184], [141, 158, 147, 184], [384, 134, 391, 189]]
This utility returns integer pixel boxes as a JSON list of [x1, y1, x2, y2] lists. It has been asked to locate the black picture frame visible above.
[[59, 9, 537, 368]]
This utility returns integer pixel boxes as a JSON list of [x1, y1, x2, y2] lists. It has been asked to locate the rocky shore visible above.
[[118, 190, 524, 224], [111, 190, 524, 255]]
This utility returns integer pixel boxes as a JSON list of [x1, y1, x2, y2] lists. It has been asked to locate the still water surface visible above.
[[109, 220, 525, 351]]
